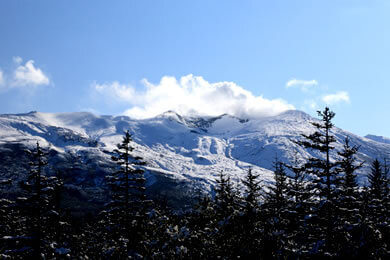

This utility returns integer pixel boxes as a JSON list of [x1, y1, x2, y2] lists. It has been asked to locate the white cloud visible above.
[[286, 78, 318, 91], [0, 70, 4, 86], [322, 91, 350, 105], [94, 81, 135, 102], [12, 60, 50, 87], [93, 74, 295, 119], [13, 56, 23, 64]]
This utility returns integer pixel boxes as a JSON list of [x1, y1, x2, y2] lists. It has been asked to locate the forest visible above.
[[0, 107, 389, 259]]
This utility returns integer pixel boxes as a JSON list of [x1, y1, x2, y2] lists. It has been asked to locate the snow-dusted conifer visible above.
[[263, 158, 290, 258], [239, 168, 263, 258], [334, 137, 363, 257], [368, 159, 386, 222], [285, 154, 315, 256], [294, 107, 339, 256], [17, 142, 62, 258], [102, 130, 149, 257]]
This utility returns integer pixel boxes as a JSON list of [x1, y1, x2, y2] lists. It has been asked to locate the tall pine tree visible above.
[[335, 137, 363, 257], [263, 158, 290, 258], [285, 154, 315, 256], [368, 159, 386, 223], [18, 142, 62, 258], [365, 158, 390, 257], [101, 131, 149, 258], [240, 168, 263, 258], [295, 107, 339, 256], [213, 171, 240, 258]]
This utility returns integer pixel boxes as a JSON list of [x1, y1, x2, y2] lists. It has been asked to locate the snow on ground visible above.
[[0, 110, 389, 189]]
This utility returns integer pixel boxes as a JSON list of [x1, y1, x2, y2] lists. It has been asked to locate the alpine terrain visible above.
[[0, 109, 389, 209]]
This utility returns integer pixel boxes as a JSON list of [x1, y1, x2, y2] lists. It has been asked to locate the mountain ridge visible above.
[[1, 109, 389, 209]]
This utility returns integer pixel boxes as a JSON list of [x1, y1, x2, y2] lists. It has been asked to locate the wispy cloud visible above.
[[286, 78, 318, 91], [12, 60, 50, 87], [12, 56, 23, 65], [94, 81, 135, 102], [322, 91, 350, 105], [0, 70, 4, 86], [92, 74, 295, 119]]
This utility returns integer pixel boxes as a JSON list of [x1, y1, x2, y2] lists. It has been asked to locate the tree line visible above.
[[0, 107, 389, 259]]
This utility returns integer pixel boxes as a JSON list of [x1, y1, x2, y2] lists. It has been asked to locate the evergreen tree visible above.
[[335, 137, 363, 257], [285, 154, 315, 256], [294, 107, 339, 256], [186, 195, 217, 257], [263, 158, 290, 258], [214, 171, 237, 220], [336, 137, 362, 222], [18, 142, 62, 258], [242, 168, 261, 217], [101, 130, 149, 257], [240, 168, 263, 257], [213, 171, 240, 258], [368, 159, 386, 222], [381, 158, 390, 257], [366, 159, 390, 257]]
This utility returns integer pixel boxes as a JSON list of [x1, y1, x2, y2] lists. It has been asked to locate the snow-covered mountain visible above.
[[365, 134, 390, 145], [1, 110, 389, 208]]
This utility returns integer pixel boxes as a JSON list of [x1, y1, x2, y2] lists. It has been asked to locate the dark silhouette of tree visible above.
[[214, 171, 237, 219], [16, 142, 63, 258], [213, 171, 240, 258], [101, 130, 149, 257], [263, 158, 290, 258], [334, 137, 363, 257], [240, 168, 263, 257], [368, 159, 386, 222], [285, 154, 315, 256], [366, 159, 390, 257], [294, 107, 339, 256]]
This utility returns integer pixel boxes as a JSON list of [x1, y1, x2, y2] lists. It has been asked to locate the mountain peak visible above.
[[277, 109, 312, 120], [157, 110, 185, 123], [365, 134, 390, 145]]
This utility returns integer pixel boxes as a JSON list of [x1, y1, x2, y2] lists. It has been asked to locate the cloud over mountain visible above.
[[93, 74, 295, 119], [322, 91, 350, 105]]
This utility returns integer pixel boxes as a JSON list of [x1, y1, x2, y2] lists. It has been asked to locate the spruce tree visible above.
[[285, 154, 315, 256], [214, 171, 236, 220], [242, 168, 261, 218], [368, 159, 386, 223], [263, 158, 290, 258], [213, 171, 239, 258], [382, 158, 390, 257], [335, 137, 363, 257], [240, 168, 263, 257], [294, 107, 339, 256], [18, 142, 62, 258], [366, 159, 389, 257], [102, 130, 149, 257]]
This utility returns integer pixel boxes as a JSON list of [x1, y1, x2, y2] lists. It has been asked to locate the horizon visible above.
[[0, 0, 389, 137], [2, 108, 387, 140]]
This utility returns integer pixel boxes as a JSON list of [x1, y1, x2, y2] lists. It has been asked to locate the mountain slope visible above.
[[1, 110, 389, 208], [365, 134, 390, 145]]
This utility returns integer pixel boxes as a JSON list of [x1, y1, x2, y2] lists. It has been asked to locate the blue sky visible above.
[[0, 0, 388, 137]]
